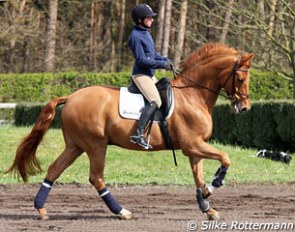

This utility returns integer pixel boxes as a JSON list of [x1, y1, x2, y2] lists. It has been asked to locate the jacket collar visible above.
[[134, 25, 149, 31]]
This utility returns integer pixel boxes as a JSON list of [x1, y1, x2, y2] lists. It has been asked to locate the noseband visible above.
[[173, 53, 249, 102]]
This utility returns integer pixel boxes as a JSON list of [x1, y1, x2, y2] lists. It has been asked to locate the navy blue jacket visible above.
[[128, 25, 170, 77]]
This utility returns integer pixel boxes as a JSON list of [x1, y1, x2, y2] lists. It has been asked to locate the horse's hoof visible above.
[[37, 208, 49, 220], [206, 208, 220, 221], [118, 208, 133, 220]]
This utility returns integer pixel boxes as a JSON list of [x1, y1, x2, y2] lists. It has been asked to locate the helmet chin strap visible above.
[[138, 18, 150, 29]]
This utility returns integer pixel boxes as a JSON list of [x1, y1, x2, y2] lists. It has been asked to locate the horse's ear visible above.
[[240, 53, 255, 65]]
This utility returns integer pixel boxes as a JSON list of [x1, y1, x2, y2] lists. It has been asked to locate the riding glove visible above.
[[164, 61, 175, 72]]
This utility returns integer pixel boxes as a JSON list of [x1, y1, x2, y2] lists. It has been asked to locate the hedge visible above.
[[0, 69, 293, 103], [249, 69, 293, 100], [14, 103, 63, 128], [212, 101, 295, 151], [14, 101, 295, 152], [0, 72, 131, 103]]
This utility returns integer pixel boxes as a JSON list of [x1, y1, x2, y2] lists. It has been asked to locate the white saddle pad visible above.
[[119, 87, 174, 120]]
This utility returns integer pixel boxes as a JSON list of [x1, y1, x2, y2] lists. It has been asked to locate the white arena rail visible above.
[[0, 103, 17, 109]]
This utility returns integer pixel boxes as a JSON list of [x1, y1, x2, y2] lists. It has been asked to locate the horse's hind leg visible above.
[[34, 145, 83, 220], [86, 141, 132, 220]]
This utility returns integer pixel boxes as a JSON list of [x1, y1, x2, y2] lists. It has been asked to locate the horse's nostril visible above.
[[240, 107, 249, 113]]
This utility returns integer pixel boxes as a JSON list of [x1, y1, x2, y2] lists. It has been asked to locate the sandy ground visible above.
[[0, 183, 295, 232]]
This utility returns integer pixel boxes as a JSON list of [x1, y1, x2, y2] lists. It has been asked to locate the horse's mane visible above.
[[181, 43, 239, 71]]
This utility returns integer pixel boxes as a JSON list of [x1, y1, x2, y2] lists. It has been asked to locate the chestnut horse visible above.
[[6, 43, 254, 221]]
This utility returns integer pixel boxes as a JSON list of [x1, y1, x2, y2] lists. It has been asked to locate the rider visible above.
[[129, 3, 175, 149]]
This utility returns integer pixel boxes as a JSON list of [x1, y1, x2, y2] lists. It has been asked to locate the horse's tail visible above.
[[5, 96, 68, 183]]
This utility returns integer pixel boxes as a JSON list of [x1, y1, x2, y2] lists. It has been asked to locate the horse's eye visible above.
[[237, 76, 244, 83]]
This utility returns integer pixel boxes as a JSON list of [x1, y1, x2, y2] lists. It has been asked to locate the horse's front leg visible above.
[[189, 156, 220, 221], [189, 139, 231, 190], [184, 139, 231, 220]]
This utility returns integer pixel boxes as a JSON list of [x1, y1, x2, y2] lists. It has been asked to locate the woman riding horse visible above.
[[6, 43, 254, 220]]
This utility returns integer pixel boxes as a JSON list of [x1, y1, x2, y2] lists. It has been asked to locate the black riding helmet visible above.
[[132, 4, 157, 24]]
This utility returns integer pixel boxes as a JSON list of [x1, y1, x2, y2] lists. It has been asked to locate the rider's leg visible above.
[[132, 74, 162, 108], [130, 75, 161, 149], [130, 101, 158, 148]]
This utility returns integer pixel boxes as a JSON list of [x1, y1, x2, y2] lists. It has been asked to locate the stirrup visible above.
[[130, 135, 152, 149]]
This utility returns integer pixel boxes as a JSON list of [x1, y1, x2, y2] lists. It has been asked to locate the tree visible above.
[[241, 0, 295, 97], [162, 0, 172, 57], [0, 0, 31, 72], [268, 0, 278, 37], [219, 0, 234, 44], [44, 0, 58, 72], [90, 1, 99, 71], [174, 0, 188, 69], [205, 0, 216, 42], [117, 0, 126, 71], [155, 0, 165, 52]]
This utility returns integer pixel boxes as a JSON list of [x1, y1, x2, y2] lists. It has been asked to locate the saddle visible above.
[[124, 77, 174, 121], [119, 77, 176, 159]]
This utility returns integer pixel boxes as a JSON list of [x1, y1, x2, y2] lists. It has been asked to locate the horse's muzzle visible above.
[[231, 101, 251, 114], [240, 106, 250, 113]]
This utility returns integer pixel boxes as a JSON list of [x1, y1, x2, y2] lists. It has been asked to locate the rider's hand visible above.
[[164, 61, 175, 72]]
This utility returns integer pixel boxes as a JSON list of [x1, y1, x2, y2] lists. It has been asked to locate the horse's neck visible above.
[[172, 70, 220, 113]]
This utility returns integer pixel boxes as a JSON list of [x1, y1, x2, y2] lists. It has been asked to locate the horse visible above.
[[6, 43, 254, 221]]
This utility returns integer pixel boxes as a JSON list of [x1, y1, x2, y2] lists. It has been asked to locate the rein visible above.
[[172, 54, 249, 100], [173, 70, 229, 99]]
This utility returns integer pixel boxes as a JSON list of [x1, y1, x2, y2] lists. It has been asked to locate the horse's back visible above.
[[71, 85, 120, 100], [64, 85, 119, 113]]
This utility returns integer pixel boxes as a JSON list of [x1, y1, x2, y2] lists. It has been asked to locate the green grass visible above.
[[0, 125, 294, 185]]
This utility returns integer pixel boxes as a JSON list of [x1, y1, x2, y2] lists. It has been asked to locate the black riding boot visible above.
[[130, 101, 158, 149]]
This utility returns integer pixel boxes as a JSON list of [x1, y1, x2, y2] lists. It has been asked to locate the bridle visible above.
[[220, 54, 249, 104], [173, 54, 250, 103]]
